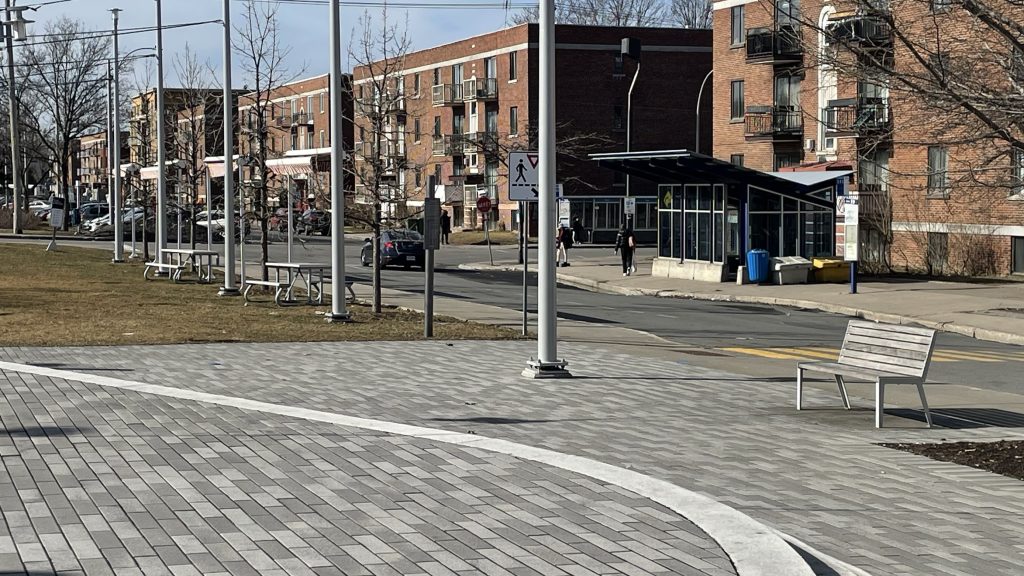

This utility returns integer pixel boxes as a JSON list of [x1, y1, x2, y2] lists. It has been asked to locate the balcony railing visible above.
[[746, 26, 803, 63], [431, 133, 465, 156], [826, 16, 891, 47], [822, 98, 891, 135], [356, 96, 405, 117], [463, 78, 498, 101], [462, 130, 499, 153], [431, 84, 464, 106], [744, 107, 803, 138]]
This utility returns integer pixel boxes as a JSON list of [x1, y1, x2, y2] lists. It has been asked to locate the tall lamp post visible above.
[[695, 69, 713, 154], [4, 0, 32, 234], [622, 37, 641, 217], [110, 8, 125, 262], [325, 0, 350, 322], [523, 0, 569, 378], [218, 0, 239, 296], [154, 0, 169, 268]]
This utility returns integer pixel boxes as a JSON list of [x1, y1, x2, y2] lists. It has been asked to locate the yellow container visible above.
[[811, 258, 850, 283]]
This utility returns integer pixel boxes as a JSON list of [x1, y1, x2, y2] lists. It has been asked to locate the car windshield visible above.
[[387, 230, 422, 241]]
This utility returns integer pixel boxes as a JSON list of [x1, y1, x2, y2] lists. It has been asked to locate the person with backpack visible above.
[[556, 223, 573, 267], [614, 223, 636, 276]]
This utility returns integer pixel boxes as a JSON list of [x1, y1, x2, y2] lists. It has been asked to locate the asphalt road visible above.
[[12, 236, 1024, 395]]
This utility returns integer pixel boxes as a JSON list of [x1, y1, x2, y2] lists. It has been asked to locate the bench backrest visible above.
[[838, 320, 937, 379]]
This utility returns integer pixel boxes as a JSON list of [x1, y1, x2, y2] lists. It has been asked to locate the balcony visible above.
[[826, 15, 891, 48], [431, 134, 465, 156], [431, 84, 464, 106], [463, 78, 498, 101], [274, 113, 310, 127], [744, 106, 803, 139], [355, 97, 405, 117], [462, 130, 499, 153], [746, 26, 802, 64], [822, 98, 891, 136]]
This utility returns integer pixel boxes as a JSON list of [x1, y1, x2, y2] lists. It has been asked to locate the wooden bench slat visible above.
[[842, 341, 930, 361], [799, 361, 918, 380], [844, 333, 933, 351], [848, 320, 935, 337], [838, 352, 927, 376], [846, 326, 933, 346], [840, 348, 927, 368]]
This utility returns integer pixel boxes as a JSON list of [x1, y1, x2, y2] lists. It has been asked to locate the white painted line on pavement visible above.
[[0, 359, 825, 576]]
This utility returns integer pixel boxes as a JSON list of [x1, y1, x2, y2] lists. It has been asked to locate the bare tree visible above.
[[350, 9, 420, 313], [234, 0, 302, 281], [172, 45, 222, 249], [20, 17, 108, 230], [513, 0, 667, 26], [127, 57, 156, 261], [0, 61, 49, 211], [669, 0, 712, 29]]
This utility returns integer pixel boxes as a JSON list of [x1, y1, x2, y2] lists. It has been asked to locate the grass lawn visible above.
[[449, 230, 521, 246], [0, 244, 522, 346]]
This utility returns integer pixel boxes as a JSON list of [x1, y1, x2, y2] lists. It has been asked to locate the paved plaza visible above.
[[2, 340, 1024, 576]]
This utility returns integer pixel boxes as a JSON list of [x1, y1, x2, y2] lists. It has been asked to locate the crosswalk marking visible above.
[[721, 346, 1024, 364]]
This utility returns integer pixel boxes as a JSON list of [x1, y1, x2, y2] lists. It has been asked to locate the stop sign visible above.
[[476, 196, 492, 213]]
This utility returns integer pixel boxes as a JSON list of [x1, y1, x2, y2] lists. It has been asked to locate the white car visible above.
[[86, 207, 145, 235], [28, 199, 50, 211], [197, 210, 249, 239]]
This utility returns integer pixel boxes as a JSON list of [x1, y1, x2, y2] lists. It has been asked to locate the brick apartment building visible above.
[[236, 73, 353, 211], [712, 0, 1024, 276], [72, 129, 129, 204], [352, 23, 712, 241]]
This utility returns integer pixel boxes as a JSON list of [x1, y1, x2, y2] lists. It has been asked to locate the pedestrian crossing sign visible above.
[[509, 151, 540, 201]]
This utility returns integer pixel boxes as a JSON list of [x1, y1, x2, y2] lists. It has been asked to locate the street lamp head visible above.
[[3, 7, 34, 42]]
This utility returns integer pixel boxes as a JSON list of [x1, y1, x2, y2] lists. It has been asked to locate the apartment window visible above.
[[433, 116, 441, 137], [773, 152, 801, 170], [432, 67, 440, 86], [1013, 236, 1024, 274], [359, 126, 365, 141], [731, 6, 745, 46], [319, 130, 325, 148], [484, 56, 496, 79], [730, 80, 744, 120], [1011, 147, 1024, 197], [306, 130, 314, 149], [306, 96, 313, 115], [415, 169, 422, 188], [927, 145, 949, 196], [291, 131, 298, 150], [290, 99, 297, 115], [613, 54, 624, 76], [453, 156, 464, 177], [730, 154, 744, 167], [320, 92, 325, 113], [509, 51, 518, 81], [509, 106, 519, 136], [613, 105, 624, 130], [413, 73, 421, 95], [433, 164, 441, 182], [413, 118, 421, 142]]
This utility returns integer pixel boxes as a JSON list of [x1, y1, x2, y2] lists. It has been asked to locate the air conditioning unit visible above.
[[805, 138, 816, 151]]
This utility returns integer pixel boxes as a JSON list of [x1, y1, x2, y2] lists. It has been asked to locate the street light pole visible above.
[[695, 69, 713, 154], [4, 0, 24, 234], [523, 0, 569, 378], [111, 9, 124, 262], [218, 0, 239, 296], [325, 0, 350, 322], [154, 0, 168, 266]]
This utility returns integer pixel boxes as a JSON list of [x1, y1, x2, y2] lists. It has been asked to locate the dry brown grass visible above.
[[449, 230, 521, 245], [0, 244, 523, 346]]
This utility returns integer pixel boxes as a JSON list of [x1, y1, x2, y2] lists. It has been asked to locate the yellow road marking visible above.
[[774, 347, 839, 360], [720, 347, 806, 360], [932, 350, 1004, 362]]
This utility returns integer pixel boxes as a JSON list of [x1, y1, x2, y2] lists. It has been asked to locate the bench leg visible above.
[[796, 367, 803, 410], [274, 287, 285, 307], [243, 283, 254, 303], [916, 382, 933, 428], [143, 266, 154, 281], [835, 375, 851, 410], [875, 379, 885, 428]]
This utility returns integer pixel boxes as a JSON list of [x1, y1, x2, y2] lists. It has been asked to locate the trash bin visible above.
[[771, 256, 812, 285], [746, 249, 770, 283], [811, 257, 850, 283]]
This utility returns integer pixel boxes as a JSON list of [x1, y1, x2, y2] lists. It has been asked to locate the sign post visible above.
[[624, 197, 636, 225], [47, 195, 65, 252], [843, 192, 860, 295], [477, 195, 493, 266], [521, 202, 529, 335], [424, 175, 440, 337]]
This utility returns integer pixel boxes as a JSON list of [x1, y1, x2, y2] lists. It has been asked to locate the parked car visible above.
[[85, 207, 145, 236], [196, 209, 249, 240], [360, 229, 425, 269], [270, 207, 303, 233], [298, 209, 330, 235], [27, 199, 49, 211], [77, 203, 109, 222]]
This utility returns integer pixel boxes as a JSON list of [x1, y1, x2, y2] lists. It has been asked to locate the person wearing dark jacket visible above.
[[614, 224, 636, 276], [440, 210, 452, 245]]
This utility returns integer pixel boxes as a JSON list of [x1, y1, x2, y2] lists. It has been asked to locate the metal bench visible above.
[[143, 262, 186, 282], [243, 278, 356, 307], [796, 320, 937, 428]]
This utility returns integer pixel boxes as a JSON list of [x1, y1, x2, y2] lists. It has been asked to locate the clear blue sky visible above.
[[35, 0, 521, 86]]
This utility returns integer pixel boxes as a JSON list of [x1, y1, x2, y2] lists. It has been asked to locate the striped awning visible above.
[[203, 155, 241, 179]]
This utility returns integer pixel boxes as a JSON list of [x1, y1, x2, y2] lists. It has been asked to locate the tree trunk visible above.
[[372, 204, 382, 314]]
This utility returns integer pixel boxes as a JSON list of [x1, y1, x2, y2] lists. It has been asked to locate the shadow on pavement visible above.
[[889, 408, 1024, 428], [4, 424, 90, 438], [427, 416, 562, 425], [789, 542, 843, 576], [28, 362, 133, 373]]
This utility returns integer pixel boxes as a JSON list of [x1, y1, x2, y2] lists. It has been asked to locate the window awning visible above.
[[140, 160, 187, 181], [590, 149, 844, 208], [119, 163, 141, 178], [266, 149, 334, 176], [203, 155, 241, 179]]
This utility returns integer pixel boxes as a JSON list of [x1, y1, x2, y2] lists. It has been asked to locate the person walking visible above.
[[556, 223, 573, 266], [571, 217, 586, 245], [440, 209, 451, 245], [614, 223, 636, 276]]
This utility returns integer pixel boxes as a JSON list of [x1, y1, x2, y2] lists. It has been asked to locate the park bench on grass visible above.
[[143, 261, 186, 282], [796, 320, 937, 428], [242, 278, 356, 307]]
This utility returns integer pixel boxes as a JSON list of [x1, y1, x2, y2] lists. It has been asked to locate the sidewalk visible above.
[[460, 250, 1024, 346]]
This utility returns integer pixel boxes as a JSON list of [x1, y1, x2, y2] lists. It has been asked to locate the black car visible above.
[[361, 229, 425, 269], [298, 209, 330, 235]]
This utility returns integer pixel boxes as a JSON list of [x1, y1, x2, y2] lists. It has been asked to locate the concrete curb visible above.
[[457, 263, 1024, 347], [0, 359, 822, 576]]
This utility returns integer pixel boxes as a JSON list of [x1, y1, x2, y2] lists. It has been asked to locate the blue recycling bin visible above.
[[746, 249, 770, 283]]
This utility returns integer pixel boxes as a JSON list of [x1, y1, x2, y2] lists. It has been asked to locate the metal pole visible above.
[[106, 62, 112, 211], [695, 69, 713, 154], [111, 9, 124, 262], [155, 0, 168, 263], [424, 175, 436, 338], [524, 0, 569, 378], [5, 0, 24, 234], [130, 177, 138, 258], [522, 201, 528, 336], [238, 159, 245, 284], [176, 169, 182, 247], [850, 261, 858, 294], [286, 175, 293, 262], [625, 60, 640, 202], [205, 170, 212, 251], [218, 0, 239, 295], [325, 0, 350, 322]]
